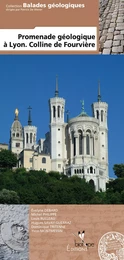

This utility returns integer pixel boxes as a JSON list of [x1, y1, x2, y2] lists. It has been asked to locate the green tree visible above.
[[0, 189, 20, 204], [0, 149, 17, 169], [113, 164, 124, 178]]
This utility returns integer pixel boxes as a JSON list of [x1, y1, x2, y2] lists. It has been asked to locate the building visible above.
[[49, 80, 108, 191], [19, 150, 51, 172], [0, 143, 8, 151], [9, 79, 109, 191]]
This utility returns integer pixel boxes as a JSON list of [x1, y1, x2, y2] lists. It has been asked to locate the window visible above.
[[58, 154, 60, 156], [42, 157, 46, 163], [29, 158, 33, 162], [16, 133, 19, 137], [90, 167, 93, 174], [30, 133, 32, 143], [102, 157, 104, 160], [58, 141, 60, 143], [86, 135, 90, 155], [96, 110, 99, 119], [102, 132, 104, 135], [26, 133, 28, 143], [13, 133, 15, 137], [101, 110, 104, 122], [16, 143, 20, 147], [79, 169, 81, 173], [74, 169, 76, 174], [58, 164, 61, 168], [78, 130, 83, 155], [58, 128, 60, 131], [58, 106, 60, 117], [74, 137, 76, 156], [82, 168, 84, 173], [53, 106, 56, 118], [102, 145, 104, 147]]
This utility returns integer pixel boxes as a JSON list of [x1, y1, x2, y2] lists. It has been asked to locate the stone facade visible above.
[[9, 83, 109, 191], [49, 85, 109, 191], [18, 149, 51, 172]]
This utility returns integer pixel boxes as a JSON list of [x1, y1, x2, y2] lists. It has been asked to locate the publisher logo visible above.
[[98, 231, 124, 260], [67, 230, 94, 252]]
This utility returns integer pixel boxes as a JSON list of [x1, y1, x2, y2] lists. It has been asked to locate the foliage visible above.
[[0, 149, 17, 169], [0, 189, 20, 204], [113, 164, 124, 178], [0, 164, 124, 204]]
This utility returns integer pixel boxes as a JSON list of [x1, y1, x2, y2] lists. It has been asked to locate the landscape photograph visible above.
[[0, 54, 123, 204]]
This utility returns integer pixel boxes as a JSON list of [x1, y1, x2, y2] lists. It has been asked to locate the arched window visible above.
[[90, 166, 93, 174], [58, 106, 60, 117], [82, 168, 84, 173], [30, 133, 32, 143], [86, 135, 90, 155], [16, 133, 19, 137], [101, 110, 104, 122], [78, 130, 83, 155], [96, 110, 99, 119], [13, 133, 15, 137], [74, 136, 76, 156], [74, 169, 76, 174], [42, 157, 46, 164], [26, 133, 28, 143], [53, 106, 56, 118], [77, 169, 79, 173], [79, 169, 81, 174]]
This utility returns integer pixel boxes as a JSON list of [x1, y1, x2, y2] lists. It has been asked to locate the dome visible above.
[[11, 108, 22, 130], [78, 111, 89, 117], [11, 119, 22, 130]]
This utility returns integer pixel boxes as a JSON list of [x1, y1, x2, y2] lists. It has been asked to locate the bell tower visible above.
[[92, 83, 108, 180], [23, 106, 37, 150], [10, 108, 24, 156], [49, 76, 66, 172]]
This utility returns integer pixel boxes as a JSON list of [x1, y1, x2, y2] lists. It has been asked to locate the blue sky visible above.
[[0, 55, 123, 177]]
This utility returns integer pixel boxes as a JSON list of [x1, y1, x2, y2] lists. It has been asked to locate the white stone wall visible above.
[[49, 96, 66, 172], [64, 112, 108, 191], [92, 101, 108, 180], [23, 125, 37, 150]]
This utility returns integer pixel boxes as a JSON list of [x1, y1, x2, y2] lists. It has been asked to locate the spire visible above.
[[78, 100, 88, 117], [98, 81, 101, 102], [81, 100, 85, 113], [55, 75, 59, 97], [28, 106, 32, 126], [14, 108, 19, 120]]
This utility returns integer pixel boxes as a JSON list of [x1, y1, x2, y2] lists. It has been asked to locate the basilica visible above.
[[10, 79, 109, 191]]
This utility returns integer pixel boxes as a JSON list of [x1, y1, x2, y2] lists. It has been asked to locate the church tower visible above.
[[23, 107, 37, 150], [92, 83, 109, 181], [10, 108, 24, 156], [49, 76, 66, 172]]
